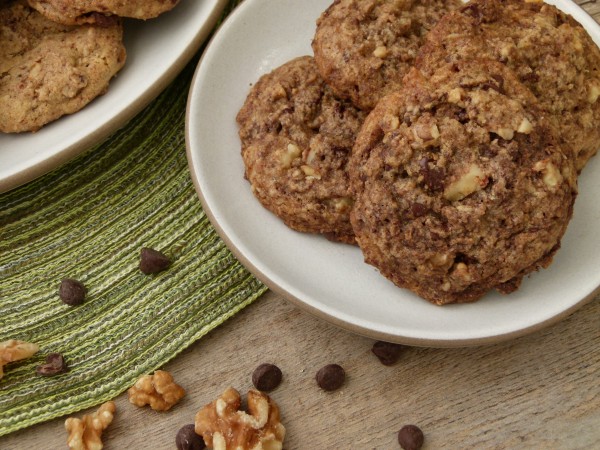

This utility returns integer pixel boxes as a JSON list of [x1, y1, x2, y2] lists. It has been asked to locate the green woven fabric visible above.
[[0, 0, 263, 435]]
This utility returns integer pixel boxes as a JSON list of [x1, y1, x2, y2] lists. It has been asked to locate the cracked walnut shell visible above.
[[65, 401, 116, 450], [127, 369, 185, 411], [195, 387, 285, 450], [0, 339, 39, 380]]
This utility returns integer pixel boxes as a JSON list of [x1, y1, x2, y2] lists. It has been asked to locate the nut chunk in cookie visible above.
[[195, 387, 285, 450], [349, 59, 577, 305], [26, 0, 180, 25], [237, 56, 367, 244], [312, 0, 462, 111], [415, 0, 600, 171], [0, 0, 126, 133]]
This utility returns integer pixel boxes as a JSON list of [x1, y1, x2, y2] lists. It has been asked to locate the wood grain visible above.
[[1, 292, 598, 449], [1, 1, 600, 449]]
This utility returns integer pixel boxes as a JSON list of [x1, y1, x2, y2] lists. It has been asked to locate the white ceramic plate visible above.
[[0, 0, 228, 193], [186, 0, 600, 346]]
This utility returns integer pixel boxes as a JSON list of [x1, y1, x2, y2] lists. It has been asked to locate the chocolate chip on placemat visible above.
[[58, 278, 86, 306], [36, 353, 68, 376], [252, 363, 283, 392], [315, 364, 345, 391], [398, 424, 424, 450], [371, 341, 405, 366], [176, 424, 205, 450], [139, 247, 171, 274]]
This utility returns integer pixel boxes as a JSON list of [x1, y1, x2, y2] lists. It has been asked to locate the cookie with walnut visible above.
[[349, 59, 577, 305], [237, 56, 367, 244], [415, 0, 600, 172], [0, 0, 126, 132], [26, 0, 180, 25], [312, 0, 462, 111]]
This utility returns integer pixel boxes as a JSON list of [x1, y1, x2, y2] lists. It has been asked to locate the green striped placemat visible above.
[[0, 0, 264, 435]]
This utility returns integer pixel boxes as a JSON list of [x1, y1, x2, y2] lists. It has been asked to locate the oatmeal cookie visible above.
[[26, 0, 179, 25], [312, 0, 461, 111], [416, 0, 600, 172], [0, 0, 126, 133], [237, 56, 367, 244], [349, 59, 577, 304]]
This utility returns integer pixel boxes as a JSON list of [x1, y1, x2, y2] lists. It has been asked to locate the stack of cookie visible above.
[[237, 0, 599, 305], [0, 0, 180, 133]]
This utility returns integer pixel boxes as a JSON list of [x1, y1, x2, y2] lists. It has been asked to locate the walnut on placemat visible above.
[[127, 369, 185, 411], [64, 401, 116, 450], [0, 339, 39, 380], [195, 387, 285, 450]]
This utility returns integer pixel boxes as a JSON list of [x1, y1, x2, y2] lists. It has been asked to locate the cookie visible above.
[[237, 56, 367, 244], [26, 0, 180, 25], [415, 0, 600, 172], [0, 0, 126, 133], [312, 0, 461, 111], [349, 59, 577, 305]]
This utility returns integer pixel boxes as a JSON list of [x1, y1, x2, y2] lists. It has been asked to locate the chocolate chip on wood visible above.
[[315, 364, 345, 391], [252, 363, 283, 392]]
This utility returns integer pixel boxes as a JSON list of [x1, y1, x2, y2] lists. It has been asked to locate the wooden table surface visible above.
[[2, 1, 600, 449]]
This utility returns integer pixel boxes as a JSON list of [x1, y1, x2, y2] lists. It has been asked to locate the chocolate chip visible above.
[[176, 424, 205, 450], [418, 157, 445, 192], [398, 424, 424, 450], [36, 353, 68, 376], [371, 341, 405, 366], [252, 363, 282, 392], [58, 278, 86, 306], [315, 364, 345, 391], [139, 247, 171, 274], [410, 202, 429, 219]]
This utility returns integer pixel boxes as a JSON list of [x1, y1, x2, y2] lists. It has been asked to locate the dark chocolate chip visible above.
[[36, 353, 68, 376], [398, 424, 424, 450], [139, 247, 171, 274], [371, 341, 405, 366], [418, 158, 445, 192], [58, 278, 86, 306], [410, 203, 429, 219], [176, 424, 205, 450], [315, 364, 345, 391], [252, 363, 283, 392]]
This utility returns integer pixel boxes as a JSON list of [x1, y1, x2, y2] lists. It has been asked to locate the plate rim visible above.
[[0, 0, 229, 194], [185, 0, 600, 347]]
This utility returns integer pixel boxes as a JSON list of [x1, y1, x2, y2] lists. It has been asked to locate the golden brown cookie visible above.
[[312, 0, 462, 111], [0, 0, 126, 133], [416, 0, 600, 172], [349, 59, 577, 305], [26, 0, 180, 25], [237, 56, 367, 244]]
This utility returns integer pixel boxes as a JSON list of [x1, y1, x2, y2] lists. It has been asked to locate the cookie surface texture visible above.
[[237, 56, 367, 244], [312, 0, 461, 111], [26, 0, 180, 25], [416, 0, 600, 171], [349, 59, 577, 305], [0, 0, 126, 133]]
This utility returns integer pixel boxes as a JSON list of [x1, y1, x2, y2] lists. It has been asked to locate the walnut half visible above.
[[195, 387, 285, 450], [65, 401, 116, 450], [0, 339, 39, 380], [127, 369, 185, 411]]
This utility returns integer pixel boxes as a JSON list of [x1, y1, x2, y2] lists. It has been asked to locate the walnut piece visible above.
[[65, 401, 116, 450], [127, 369, 185, 411], [0, 339, 39, 380], [195, 387, 285, 450], [444, 165, 487, 201], [533, 159, 563, 189]]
